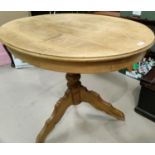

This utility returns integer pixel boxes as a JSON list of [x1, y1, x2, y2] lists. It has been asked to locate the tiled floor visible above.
[[0, 65, 155, 143]]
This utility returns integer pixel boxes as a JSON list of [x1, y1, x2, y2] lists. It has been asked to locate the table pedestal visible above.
[[36, 73, 125, 143]]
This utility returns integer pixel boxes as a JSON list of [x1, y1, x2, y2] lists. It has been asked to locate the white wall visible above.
[[0, 11, 30, 26]]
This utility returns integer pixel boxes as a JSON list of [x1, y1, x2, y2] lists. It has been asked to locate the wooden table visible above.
[[0, 14, 154, 143]]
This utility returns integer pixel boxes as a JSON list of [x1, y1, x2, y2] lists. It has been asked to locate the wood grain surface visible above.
[[0, 14, 154, 73]]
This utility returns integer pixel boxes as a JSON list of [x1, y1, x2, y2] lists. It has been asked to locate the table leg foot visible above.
[[80, 87, 125, 121], [36, 91, 72, 143]]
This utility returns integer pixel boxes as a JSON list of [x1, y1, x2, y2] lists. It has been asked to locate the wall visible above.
[[0, 11, 30, 25], [0, 11, 30, 66]]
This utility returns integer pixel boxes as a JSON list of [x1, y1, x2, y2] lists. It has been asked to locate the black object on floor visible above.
[[135, 67, 155, 122]]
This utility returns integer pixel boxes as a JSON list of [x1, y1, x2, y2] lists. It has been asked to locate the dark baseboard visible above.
[[135, 106, 155, 122]]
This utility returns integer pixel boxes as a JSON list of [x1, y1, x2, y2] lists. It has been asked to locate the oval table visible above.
[[0, 14, 154, 143]]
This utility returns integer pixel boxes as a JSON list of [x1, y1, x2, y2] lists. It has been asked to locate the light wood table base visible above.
[[36, 73, 125, 143]]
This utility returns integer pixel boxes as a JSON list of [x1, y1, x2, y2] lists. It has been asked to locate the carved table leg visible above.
[[36, 91, 72, 143], [80, 87, 125, 120]]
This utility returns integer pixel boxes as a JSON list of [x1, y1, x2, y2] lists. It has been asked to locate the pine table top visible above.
[[0, 14, 154, 73]]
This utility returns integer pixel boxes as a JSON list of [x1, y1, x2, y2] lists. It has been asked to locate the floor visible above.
[[0, 65, 155, 143]]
